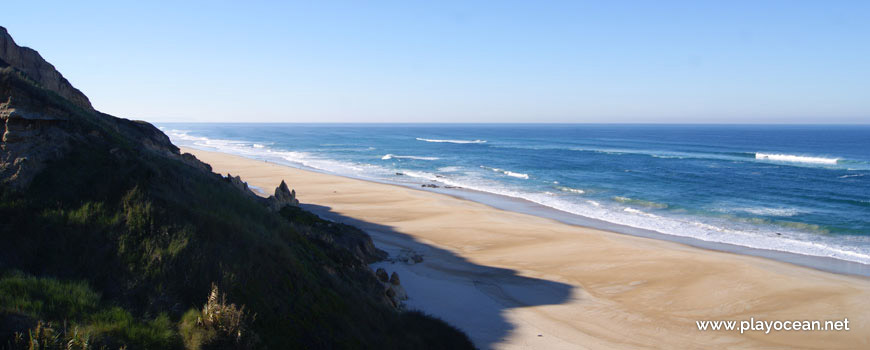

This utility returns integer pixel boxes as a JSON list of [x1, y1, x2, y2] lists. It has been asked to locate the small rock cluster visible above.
[[391, 249, 424, 265], [376, 268, 407, 308], [419, 183, 462, 189]]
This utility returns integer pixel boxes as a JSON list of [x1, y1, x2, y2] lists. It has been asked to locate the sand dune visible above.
[[183, 147, 870, 350]]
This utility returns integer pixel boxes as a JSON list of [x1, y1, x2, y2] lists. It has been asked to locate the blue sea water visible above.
[[160, 124, 870, 266]]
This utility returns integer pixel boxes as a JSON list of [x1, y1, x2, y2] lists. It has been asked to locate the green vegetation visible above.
[[0, 273, 100, 321], [0, 65, 473, 349], [179, 284, 257, 350], [0, 272, 178, 349]]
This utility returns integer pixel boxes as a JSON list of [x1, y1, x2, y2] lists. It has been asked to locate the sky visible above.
[[2, 1, 869, 123]]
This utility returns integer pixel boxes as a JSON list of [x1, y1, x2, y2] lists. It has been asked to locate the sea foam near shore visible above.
[[161, 124, 870, 266]]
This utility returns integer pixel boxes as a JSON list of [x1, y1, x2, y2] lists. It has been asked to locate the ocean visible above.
[[160, 123, 870, 269]]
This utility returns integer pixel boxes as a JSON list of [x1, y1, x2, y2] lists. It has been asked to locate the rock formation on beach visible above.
[[375, 268, 408, 307], [393, 249, 424, 264], [268, 179, 300, 210]]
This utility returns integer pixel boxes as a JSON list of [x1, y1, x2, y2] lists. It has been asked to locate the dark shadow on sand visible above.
[[302, 203, 576, 349]]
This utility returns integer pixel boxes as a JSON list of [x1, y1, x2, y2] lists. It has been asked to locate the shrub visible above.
[[179, 284, 256, 350]]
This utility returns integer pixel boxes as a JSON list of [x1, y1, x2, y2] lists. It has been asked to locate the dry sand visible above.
[[183, 147, 870, 350]]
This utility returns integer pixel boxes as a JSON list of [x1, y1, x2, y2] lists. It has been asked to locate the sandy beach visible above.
[[183, 146, 870, 350]]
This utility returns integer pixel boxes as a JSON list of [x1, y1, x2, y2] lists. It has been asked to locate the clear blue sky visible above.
[[2, 1, 869, 123]]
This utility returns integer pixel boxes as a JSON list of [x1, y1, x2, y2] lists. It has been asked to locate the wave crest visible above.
[[612, 196, 668, 209], [556, 186, 585, 194], [755, 153, 838, 165], [381, 154, 439, 161], [733, 207, 803, 217], [416, 138, 486, 144], [480, 166, 529, 179]]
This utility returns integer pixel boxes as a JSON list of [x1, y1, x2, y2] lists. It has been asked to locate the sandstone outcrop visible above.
[[267, 180, 300, 210], [0, 98, 73, 188], [0, 74, 181, 189], [0, 27, 186, 189], [0, 26, 92, 110], [374, 268, 408, 307]]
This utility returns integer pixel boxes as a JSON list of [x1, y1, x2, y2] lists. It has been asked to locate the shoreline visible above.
[[182, 146, 870, 349], [178, 141, 870, 277], [428, 187, 870, 277]]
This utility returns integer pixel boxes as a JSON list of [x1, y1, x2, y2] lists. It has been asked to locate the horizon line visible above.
[[151, 121, 870, 125]]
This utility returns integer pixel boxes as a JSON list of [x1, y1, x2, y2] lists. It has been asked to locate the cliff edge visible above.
[[0, 26, 92, 110]]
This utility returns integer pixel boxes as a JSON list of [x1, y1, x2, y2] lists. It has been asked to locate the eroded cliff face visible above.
[[0, 64, 188, 189], [0, 98, 73, 189], [0, 67, 77, 189], [0, 26, 202, 189], [0, 26, 92, 111]]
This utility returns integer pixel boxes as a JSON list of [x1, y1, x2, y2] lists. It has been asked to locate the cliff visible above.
[[0, 26, 93, 110], [0, 27, 472, 349]]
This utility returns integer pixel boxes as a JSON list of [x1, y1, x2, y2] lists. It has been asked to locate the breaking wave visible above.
[[489, 144, 864, 169], [755, 153, 838, 165], [480, 166, 529, 179], [730, 207, 804, 217], [556, 186, 585, 194], [416, 138, 487, 144], [161, 125, 870, 267], [381, 154, 439, 161]]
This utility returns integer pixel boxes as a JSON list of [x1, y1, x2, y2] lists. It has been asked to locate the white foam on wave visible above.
[[162, 128, 870, 266], [839, 174, 864, 179], [504, 171, 529, 179], [651, 154, 684, 159], [479, 166, 529, 179], [437, 166, 463, 173], [557, 186, 585, 194], [536, 195, 870, 265], [732, 207, 803, 217], [401, 169, 870, 265], [382, 154, 439, 161], [493, 144, 857, 169], [164, 129, 392, 179], [623, 207, 660, 218], [416, 137, 487, 144], [165, 129, 272, 152], [276, 151, 358, 172], [623, 207, 643, 214], [755, 153, 838, 165]]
